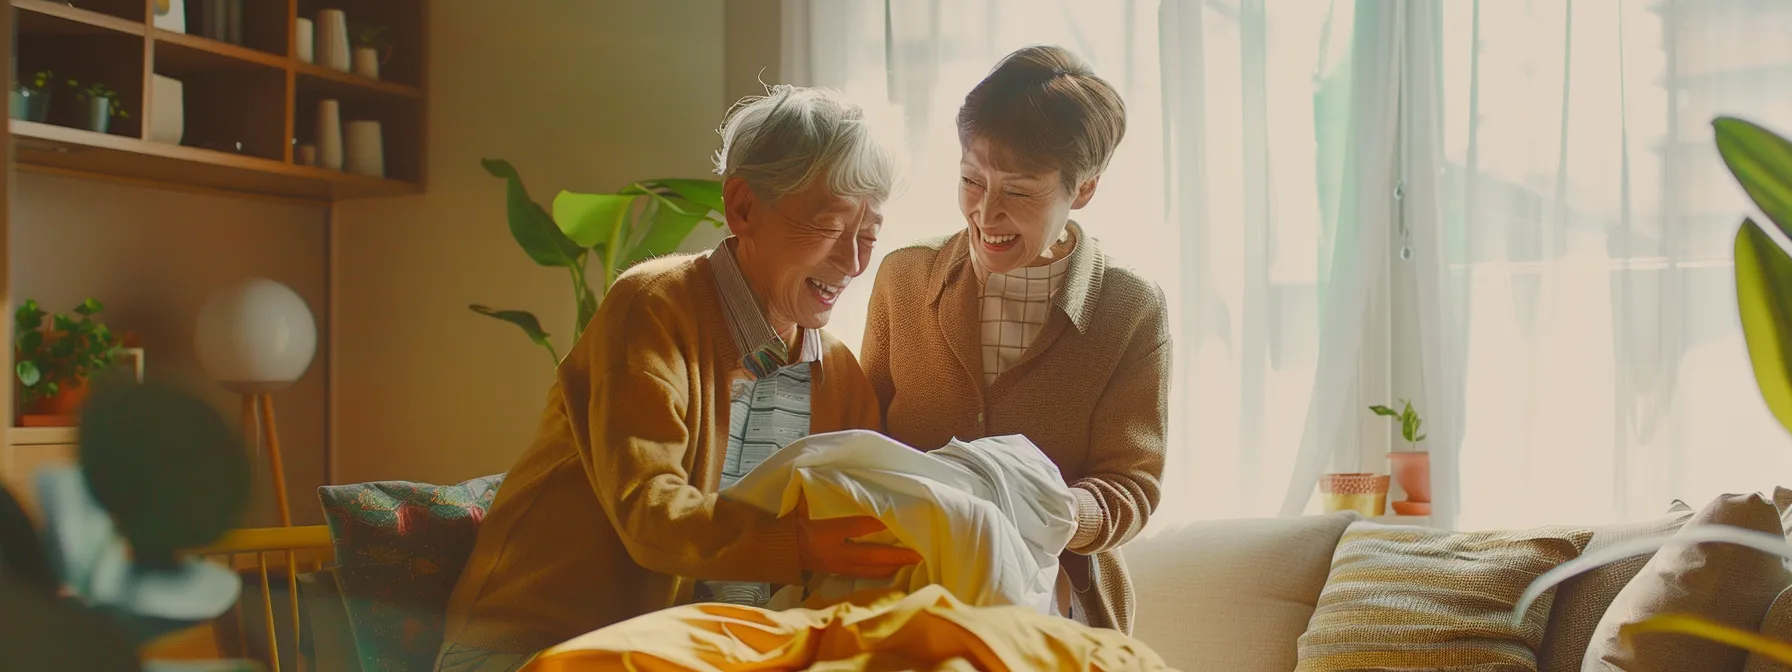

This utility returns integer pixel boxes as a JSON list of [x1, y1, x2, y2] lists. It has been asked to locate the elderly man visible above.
[[436, 85, 916, 672]]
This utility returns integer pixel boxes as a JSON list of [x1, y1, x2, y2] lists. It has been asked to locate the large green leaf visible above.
[[639, 178, 725, 214], [469, 304, 559, 362], [625, 201, 719, 269], [553, 191, 638, 248], [1715, 117, 1792, 238], [482, 159, 582, 267], [1735, 218, 1792, 435]]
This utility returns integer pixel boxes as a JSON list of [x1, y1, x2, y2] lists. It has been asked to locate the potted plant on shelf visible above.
[[352, 23, 390, 79], [64, 80, 130, 134], [14, 299, 123, 426], [1370, 399, 1430, 515], [10, 69, 54, 123], [471, 159, 725, 366]]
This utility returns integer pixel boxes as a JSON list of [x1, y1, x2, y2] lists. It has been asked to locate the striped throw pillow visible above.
[[1297, 522, 1593, 672]]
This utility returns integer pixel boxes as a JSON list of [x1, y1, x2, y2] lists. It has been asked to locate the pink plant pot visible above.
[[1387, 451, 1431, 503]]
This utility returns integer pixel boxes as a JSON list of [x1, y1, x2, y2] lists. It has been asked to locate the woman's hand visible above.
[[793, 499, 922, 579]]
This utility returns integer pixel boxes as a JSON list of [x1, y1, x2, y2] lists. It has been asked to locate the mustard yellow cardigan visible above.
[[442, 252, 882, 654]]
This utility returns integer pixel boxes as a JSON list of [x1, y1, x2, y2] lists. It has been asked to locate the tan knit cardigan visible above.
[[861, 223, 1170, 634]]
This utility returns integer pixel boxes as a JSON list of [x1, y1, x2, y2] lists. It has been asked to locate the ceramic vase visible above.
[[149, 75, 184, 145], [316, 99, 343, 170], [317, 9, 351, 72], [1387, 452, 1432, 515], [1319, 473, 1389, 517], [296, 143, 317, 166], [344, 120, 383, 177], [295, 18, 314, 63], [352, 47, 380, 79]]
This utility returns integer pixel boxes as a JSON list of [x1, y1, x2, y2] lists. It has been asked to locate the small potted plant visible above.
[[15, 299, 122, 425], [10, 69, 54, 122], [351, 24, 389, 79], [64, 80, 130, 134], [1370, 399, 1430, 515]]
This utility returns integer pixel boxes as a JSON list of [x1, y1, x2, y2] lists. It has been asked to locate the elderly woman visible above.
[[862, 45, 1169, 635], [438, 85, 916, 672]]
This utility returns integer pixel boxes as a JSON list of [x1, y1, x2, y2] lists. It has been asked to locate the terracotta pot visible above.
[[28, 378, 90, 416], [1387, 451, 1431, 503], [1319, 473, 1389, 517]]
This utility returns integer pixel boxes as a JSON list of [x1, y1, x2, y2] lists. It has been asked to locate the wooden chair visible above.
[[143, 526, 349, 672]]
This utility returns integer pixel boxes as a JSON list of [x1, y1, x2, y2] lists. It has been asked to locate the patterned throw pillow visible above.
[[1296, 522, 1593, 672], [317, 474, 504, 672]]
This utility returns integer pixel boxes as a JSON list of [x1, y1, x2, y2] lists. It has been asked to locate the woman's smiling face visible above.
[[958, 137, 1096, 274]]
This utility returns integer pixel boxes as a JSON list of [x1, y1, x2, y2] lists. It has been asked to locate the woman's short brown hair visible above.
[[956, 45, 1127, 191]]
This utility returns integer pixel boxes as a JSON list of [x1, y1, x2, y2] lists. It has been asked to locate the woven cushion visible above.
[[317, 475, 504, 672], [1124, 512, 1359, 672], [1296, 522, 1593, 672], [1537, 504, 1695, 672], [1586, 492, 1792, 671]]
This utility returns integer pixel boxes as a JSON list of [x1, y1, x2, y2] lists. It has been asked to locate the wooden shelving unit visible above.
[[9, 0, 426, 200]]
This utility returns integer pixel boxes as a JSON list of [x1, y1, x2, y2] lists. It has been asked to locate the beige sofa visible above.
[[1124, 492, 1792, 672]]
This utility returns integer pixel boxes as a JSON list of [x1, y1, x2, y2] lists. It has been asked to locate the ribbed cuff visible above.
[[1069, 488, 1102, 552], [760, 512, 806, 586]]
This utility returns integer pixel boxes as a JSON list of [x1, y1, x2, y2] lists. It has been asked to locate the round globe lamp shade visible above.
[[194, 278, 317, 392]]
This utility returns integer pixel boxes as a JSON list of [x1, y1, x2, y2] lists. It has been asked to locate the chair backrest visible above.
[[146, 525, 336, 672]]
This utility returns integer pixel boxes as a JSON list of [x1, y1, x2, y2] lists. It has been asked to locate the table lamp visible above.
[[193, 278, 316, 527]]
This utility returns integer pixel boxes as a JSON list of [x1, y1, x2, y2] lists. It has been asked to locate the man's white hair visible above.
[[714, 84, 902, 204]]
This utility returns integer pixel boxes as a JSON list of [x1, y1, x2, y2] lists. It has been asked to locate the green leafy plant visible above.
[[473, 159, 725, 364], [13, 69, 53, 93], [64, 80, 130, 120], [1369, 400, 1425, 450], [1514, 117, 1792, 664], [14, 299, 121, 402]]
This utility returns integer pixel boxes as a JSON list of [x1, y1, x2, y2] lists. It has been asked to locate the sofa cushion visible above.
[[1585, 492, 1792, 671], [1538, 504, 1695, 672], [1296, 522, 1593, 671], [1123, 512, 1358, 672], [317, 474, 504, 672]]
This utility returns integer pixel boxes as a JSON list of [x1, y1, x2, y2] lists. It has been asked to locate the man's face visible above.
[[723, 175, 884, 333]]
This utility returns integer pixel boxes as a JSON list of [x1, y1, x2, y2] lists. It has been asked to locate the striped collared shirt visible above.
[[699, 238, 821, 607]]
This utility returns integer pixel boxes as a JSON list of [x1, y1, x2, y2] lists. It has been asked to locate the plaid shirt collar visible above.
[[709, 237, 824, 378]]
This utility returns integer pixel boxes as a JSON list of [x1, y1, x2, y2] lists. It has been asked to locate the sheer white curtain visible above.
[[1422, 0, 1792, 530], [782, 0, 1372, 529]]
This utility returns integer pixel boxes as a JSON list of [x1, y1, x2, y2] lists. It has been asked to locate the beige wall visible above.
[[333, 0, 749, 485], [10, 171, 330, 526]]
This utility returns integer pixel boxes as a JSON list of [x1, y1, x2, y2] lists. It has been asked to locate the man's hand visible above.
[[793, 499, 922, 579]]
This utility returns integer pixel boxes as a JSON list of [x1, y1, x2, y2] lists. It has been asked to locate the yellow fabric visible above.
[[523, 585, 1168, 672], [1297, 522, 1593, 672], [442, 252, 884, 655]]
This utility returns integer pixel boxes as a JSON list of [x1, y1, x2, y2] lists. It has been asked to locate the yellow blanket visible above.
[[523, 585, 1168, 671]]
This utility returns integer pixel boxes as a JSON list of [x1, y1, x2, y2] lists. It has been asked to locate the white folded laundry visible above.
[[719, 429, 1077, 614]]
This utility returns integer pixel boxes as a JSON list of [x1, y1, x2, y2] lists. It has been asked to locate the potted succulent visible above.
[[10, 69, 54, 122], [14, 299, 122, 425], [471, 159, 725, 365], [1370, 400, 1430, 515], [64, 80, 130, 134]]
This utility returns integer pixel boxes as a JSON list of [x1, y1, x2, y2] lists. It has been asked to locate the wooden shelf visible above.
[[8, 426, 78, 446], [14, 0, 144, 36], [13, 120, 422, 199], [154, 29, 286, 73], [8, 0, 427, 200], [295, 62, 423, 100]]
